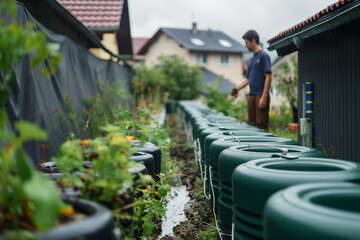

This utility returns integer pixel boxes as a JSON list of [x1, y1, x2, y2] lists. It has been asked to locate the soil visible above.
[[159, 114, 215, 240]]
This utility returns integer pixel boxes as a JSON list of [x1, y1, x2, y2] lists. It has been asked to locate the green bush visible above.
[[205, 78, 247, 122], [161, 57, 202, 100], [133, 57, 203, 101]]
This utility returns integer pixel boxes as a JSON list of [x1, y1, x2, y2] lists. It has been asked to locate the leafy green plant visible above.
[[50, 81, 129, 142], [0, 118, 69, 239], [147, 122, 177, 177], [131, 176, 171, 238], [52, 125, 137, 227], [0, 1, 65, 238]]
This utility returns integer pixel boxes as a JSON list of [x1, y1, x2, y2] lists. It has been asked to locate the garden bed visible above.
[[157, 114, 216, 239]]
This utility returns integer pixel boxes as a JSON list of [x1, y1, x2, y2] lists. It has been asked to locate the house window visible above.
[[191, 38, 205, 46], [220, 54, 230, 65], [197, 53, 208, 65], [218, 39, 232, 48]]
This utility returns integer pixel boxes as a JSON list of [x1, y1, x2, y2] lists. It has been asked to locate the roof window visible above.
[[190, 38, 205, 46], [218, 39, 232, 48]]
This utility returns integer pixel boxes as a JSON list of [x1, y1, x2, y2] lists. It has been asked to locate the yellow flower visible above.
[[60, 206, 75, 216], [271, 111, 277, 115], [285, 109, 291, 114], [112, 135, 123, 141], [6, 141, 13, 154], [81, 139, 90, 146], [125, 135, 135, 141]]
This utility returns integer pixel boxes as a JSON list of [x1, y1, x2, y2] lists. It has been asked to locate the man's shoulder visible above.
[[258, 50, 270, 58]]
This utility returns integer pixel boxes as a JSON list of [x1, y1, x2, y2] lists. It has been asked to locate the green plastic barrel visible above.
[[217, 146, 325, 238], [202, 131, 277, 207], [200, 129, 270, 181], [264, 182, 360, 240], [208, 136, 298, 213], [165, 99, 178, 114], [199, 129, 269, 195], [232, 157, 360, 240]]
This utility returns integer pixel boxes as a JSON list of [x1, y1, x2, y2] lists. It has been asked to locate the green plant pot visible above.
[[207, 136, 298, 213], [232, 157, 360, 240], [165, 99, 178, 114], [264, 182, 360, 240], [217, 145, 325, 237]]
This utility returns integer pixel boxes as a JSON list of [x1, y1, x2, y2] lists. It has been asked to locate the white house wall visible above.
[[189, 52, 243, 85], [145, 33, 190, 67]]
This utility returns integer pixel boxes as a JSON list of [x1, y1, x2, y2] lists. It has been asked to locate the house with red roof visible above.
[[130, 37, 149, 64], [58, 0, 133, 60], [268, 0, 360, 162]]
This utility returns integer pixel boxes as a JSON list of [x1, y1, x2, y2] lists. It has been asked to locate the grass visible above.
[[268, 128, 298, 142]]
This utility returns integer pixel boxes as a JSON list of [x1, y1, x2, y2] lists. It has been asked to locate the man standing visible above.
[[233, 30, 272, 130]]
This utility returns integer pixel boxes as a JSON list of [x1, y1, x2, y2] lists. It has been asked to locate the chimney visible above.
[[192, 22, 198, 35], [207, 28, 212, 36]]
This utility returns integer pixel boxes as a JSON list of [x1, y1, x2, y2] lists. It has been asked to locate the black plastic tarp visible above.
[[3, 3, 133, 165]]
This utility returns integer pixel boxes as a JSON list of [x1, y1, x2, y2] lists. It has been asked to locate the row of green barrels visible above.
[[176, 100, 360, 240]]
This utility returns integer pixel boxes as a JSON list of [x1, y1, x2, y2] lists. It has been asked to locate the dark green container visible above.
[[197, 128, 268, 198], [202, 131, 276, 205], [199, 128, 269, 181], [165, 99, 178, 114], [193, 120, 247, 143], [232, 157, 360, 240], [217, 145, 325, 238], [208, 136, 298, 213], [264, 182, 360, 240]]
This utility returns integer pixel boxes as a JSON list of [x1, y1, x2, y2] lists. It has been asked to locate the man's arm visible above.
[[236, 78, 249, 90], [259, 73, 272, 109]]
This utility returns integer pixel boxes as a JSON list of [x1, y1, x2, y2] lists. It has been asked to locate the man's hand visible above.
[[231, 87, 239, 98], [259, 96, 267, 109]]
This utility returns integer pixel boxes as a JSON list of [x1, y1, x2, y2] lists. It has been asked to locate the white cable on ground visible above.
[[209, 166, 224, 240], [232, 223, 235, 240], [203, 166, 211, 200], [194, 139, 205, 180], [193, 140, 198, 165]]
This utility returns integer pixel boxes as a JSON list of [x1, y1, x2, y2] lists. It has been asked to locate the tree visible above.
[[274, 56, 298, 123], [160, 57, 202, 100]]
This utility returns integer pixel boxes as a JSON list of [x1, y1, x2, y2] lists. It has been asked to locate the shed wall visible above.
[[298, 20, 360, 161]]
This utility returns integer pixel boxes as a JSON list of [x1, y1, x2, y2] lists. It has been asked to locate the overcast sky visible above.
[[128, 0, 338, 59]]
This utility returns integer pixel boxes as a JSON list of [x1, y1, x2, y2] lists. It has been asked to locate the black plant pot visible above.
[[130, 141, 161, 181], [128, 164, 149, 181], [129, 152, 155, 179], [22, 199, 114, 240]]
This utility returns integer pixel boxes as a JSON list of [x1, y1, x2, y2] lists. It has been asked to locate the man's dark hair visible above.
[[242, 30, 260, 44]]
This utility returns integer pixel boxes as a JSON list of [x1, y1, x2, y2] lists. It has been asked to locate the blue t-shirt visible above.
[[246, 50, 272, 95]]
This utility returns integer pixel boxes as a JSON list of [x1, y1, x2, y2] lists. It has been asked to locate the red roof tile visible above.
[[57, 0, 123, 29], [132, 38, 148, 61], [268, 0, 353, 43]]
